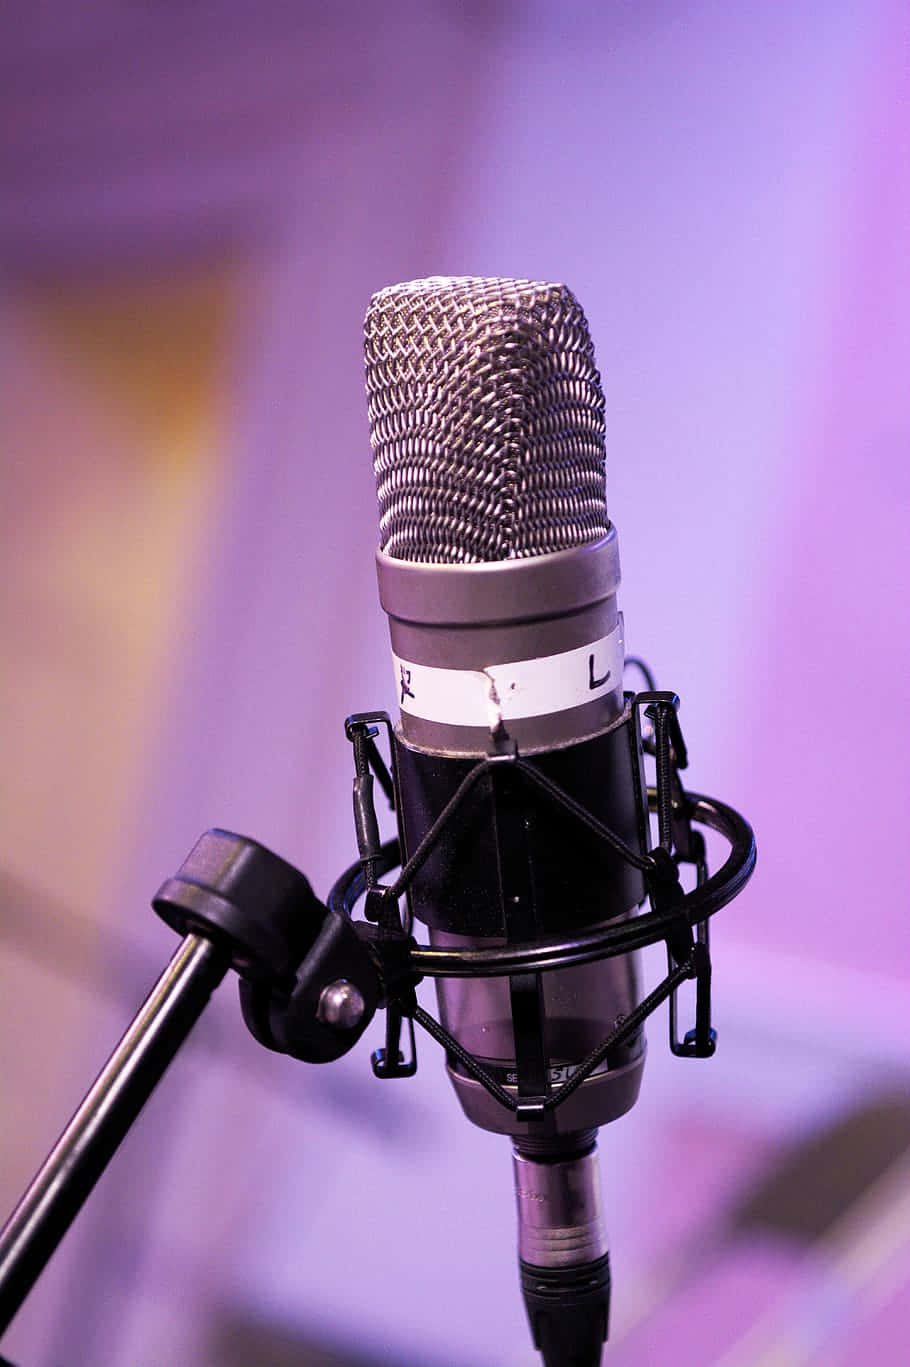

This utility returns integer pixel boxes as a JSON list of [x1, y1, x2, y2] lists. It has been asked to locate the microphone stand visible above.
[[0, 694, 756, 1365], [0, 824, 387, 1342]]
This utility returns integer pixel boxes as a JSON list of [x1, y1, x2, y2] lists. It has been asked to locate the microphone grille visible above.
[[364, 276, 608, 563]]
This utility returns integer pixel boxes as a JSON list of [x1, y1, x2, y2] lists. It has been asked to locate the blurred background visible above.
[[1, 1, 909, 1364]]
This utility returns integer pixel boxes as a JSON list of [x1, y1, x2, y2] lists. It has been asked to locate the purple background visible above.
[[1, 3, 909, 1364]]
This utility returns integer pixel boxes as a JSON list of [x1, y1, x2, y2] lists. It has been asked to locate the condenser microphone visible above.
[[364, 276, 649, 1367], [0, 275, 752, 1363]]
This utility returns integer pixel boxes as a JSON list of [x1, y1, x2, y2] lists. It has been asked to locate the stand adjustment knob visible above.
[[317, 979, 367, 1030]]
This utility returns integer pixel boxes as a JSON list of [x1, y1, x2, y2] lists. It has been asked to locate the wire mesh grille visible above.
[[364, 276, 609, 563]]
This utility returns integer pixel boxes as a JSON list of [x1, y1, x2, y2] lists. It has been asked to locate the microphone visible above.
[[0, 279, 752, 1364], [363, 276, 649, 1367]]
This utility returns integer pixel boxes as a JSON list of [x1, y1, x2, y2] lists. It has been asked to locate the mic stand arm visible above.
[[0, 831, 385, 1342]]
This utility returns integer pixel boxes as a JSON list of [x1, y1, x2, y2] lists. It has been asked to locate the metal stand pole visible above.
[[0, 932, 228, 1335]]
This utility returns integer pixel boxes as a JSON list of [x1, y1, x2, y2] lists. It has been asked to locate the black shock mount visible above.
[[317, 682, 753, 1115], [155, 679, 755, 1101]]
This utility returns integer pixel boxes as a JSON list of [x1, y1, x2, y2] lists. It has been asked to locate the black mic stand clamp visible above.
[[153, 829, 391, 1066], [0, 832, 407, 1345]]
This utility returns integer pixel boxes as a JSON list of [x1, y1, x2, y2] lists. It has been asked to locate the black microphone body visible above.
[[364, 277, 650, 1366]]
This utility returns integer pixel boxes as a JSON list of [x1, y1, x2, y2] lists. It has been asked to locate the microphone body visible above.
[[364, 276, 650, 1366], [377, 535, 647, 1139]]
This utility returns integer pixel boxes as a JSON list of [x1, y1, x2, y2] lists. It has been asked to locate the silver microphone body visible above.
[[376, 534, 646, 1139], [364, 276, 648, 1365]]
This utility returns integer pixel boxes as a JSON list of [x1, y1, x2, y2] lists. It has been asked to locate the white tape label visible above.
[[392, 624, 624, 728]]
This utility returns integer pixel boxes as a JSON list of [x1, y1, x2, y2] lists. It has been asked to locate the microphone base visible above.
[[520, 1253, 611, 1367], [444, 1041, 645, 1138]]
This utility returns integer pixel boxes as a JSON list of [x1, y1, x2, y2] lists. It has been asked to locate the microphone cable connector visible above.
[[514, 1130, 610, 1367]]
